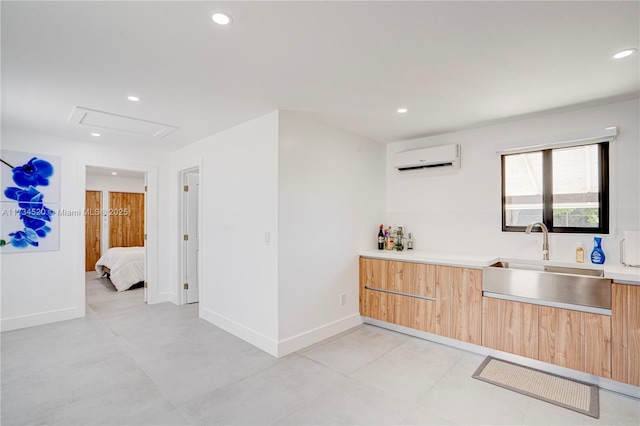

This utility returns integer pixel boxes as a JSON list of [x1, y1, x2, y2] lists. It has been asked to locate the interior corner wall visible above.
[[386, 99, 640, 263], [0, 128, 171, 331], [277, 111, 386, 355], [170, 111, 280, 356]]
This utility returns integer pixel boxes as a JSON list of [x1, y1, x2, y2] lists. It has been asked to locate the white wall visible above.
[[1, 129, 171, 331], [386, 99, 640, 264], [277, 111, 385, 355], [170, 112, 280, 355], [86, 174, 145, 194], [86, 174, 145, 257]]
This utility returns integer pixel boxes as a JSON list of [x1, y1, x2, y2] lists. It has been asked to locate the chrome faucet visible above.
[[525, 222, 549, 260]]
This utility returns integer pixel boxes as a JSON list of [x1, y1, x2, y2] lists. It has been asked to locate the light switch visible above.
[[264, 232, 270, 245]]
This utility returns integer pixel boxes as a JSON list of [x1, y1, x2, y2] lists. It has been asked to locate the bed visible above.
[[95, 246, 145, 292]]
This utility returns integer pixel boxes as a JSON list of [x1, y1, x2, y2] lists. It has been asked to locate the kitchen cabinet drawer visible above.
[[361, 288, 437, 333], [359, 257, 436, 298]]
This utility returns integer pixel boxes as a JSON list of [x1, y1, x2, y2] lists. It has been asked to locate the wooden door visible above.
[[85, 191, 101, 271], [109, 192, 145, 248]]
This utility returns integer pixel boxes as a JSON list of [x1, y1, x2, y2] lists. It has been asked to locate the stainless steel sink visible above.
[[483, 261, 611, 309]]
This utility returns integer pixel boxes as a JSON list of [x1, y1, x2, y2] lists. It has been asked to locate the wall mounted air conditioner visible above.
[[394, 144, 460, 172]]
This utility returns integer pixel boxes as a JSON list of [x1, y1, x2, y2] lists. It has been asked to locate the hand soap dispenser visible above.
[[576, 242, 584, 263]]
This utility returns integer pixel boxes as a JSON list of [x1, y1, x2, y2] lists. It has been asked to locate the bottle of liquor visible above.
[[386, 226, 394, 250], [407, 233, 414, 250], [396, 227, 404, 251], [378, 225, 384, 250]]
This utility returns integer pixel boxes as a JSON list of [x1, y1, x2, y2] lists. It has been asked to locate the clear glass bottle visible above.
[[407, 233, 414, 250], [576, 242, 584, 263], [395, 227, 404, 251]]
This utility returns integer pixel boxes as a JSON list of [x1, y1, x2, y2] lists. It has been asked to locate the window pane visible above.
[[552, 145, 599, 228], [504, 152, 543, 226]]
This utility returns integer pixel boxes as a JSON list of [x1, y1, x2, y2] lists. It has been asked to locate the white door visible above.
[[183, 171, 199, 303]]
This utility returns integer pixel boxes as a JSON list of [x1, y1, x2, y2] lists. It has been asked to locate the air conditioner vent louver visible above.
[[394, 144, 460, 172]]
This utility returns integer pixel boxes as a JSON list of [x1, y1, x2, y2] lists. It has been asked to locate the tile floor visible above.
[[1, 273, 639, 425]]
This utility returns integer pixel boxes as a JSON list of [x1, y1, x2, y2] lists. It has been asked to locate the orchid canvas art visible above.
[[1, 150, 60, 253]]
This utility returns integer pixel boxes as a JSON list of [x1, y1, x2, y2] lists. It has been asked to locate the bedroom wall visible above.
[[277, 111, 385, 355], [386, 99, 640, 263], [169, 111, 280, 355], [0, 128, 171, 331], [86, 174, 145, 257]]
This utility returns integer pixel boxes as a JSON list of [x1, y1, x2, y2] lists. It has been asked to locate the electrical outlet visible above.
[[340, 293, 347, 306]]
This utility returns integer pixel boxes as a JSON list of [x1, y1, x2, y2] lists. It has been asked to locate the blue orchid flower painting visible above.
[[1, 152, 58, 251]]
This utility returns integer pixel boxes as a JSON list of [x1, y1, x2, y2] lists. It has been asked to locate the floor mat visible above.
[[472, 356, 599, 418]]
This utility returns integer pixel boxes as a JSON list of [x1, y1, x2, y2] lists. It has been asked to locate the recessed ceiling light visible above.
[[212, 12, 232, 25], [613, 48, 637, 59], [112, 172, 118, 175], [127, 95, 140, 102], [397, 108, 408, 114], [91, 132, 101, 137]]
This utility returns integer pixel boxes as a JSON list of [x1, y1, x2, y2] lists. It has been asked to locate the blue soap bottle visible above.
[[590, 237, 605, 264]]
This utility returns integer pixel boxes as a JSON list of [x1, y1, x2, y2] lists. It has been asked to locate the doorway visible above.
[[85, 166, 148, 305], [180, 167, 200, 304]]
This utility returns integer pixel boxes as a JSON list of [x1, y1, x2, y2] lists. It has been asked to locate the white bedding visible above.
[[95, 246, 145, 292]]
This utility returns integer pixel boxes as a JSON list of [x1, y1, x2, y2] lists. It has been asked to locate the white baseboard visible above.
[[153, 291, 176, 305], [200, 309, 363, 358], [277, 314, 363, 357], [200, 307, 279, 357], [1, 306, 84, 332]]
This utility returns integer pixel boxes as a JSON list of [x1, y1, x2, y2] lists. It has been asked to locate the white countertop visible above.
[[359, 250, 640, 285]]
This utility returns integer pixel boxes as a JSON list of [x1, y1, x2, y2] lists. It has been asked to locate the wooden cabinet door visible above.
[[482, 297, 538, 359], [405, 262, 436, 298], [109, 192, 144, 247], [583, 312, 611, 378], [436, 266, 482, 344], [451, 268, 482, 344], [539, 306, 584, 371], [612, 284, 640, 386], [435, 265, 456, 338], [538, 305, 611, 378], [85, 190, 101, 271]]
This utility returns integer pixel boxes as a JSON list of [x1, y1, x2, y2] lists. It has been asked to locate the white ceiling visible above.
[[2, 1, 638, 151]]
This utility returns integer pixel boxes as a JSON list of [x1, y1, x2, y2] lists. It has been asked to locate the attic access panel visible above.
[[69, 106, 178, 137]]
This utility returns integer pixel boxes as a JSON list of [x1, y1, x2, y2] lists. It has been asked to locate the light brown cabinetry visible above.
[[437, 266, 482, 344], [483, 298, 611, 378], [612, 283, 640, 386], [482, 297, 539, 359], [538, 306, 611, 378], [360, 258, 437, 333], [359, 258, 482, 344]]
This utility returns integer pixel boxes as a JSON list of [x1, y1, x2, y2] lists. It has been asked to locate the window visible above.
[[502, 142, 609, 234]]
